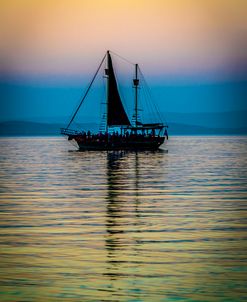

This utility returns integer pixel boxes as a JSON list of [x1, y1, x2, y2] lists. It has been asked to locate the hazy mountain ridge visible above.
[[164, 110, 247, 129], [0, 120, 246, 136]]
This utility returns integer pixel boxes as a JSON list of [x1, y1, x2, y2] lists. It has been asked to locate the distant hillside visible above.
[[0, 121, 246, 136], [164, 110, 247, 129], [168, 123, 247, 135], [0, 121, 64, 136], [0, 121, 100, 136]]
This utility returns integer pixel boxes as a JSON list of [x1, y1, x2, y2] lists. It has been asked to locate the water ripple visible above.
[[0, 136, 247, 301]]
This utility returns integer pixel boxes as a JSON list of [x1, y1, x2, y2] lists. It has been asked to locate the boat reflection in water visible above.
[[105, 151, 141, 281], [104, 150, 171, 298]]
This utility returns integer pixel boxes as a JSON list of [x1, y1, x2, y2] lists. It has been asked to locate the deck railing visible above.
[[60, 128, 81, 136]]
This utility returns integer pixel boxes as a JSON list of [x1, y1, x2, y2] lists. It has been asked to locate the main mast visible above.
[[133, 64, 139, 128], [106, 50, 110, 133]]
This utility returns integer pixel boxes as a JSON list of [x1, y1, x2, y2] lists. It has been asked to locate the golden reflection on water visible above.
[[0, 137, 247, 301]]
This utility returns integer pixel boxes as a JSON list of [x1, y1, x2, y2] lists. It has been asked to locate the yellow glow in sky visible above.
[[0, 0, 246, 77]]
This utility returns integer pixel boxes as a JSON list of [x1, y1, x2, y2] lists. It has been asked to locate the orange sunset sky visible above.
[[0, 0, 247, 80]]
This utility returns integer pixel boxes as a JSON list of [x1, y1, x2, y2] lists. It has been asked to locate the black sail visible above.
[[107, 52, 131, 126]]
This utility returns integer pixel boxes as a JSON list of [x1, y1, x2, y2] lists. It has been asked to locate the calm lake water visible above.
[[0, 136, 247, 302]]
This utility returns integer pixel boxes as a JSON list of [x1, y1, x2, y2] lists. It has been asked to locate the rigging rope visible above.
[[66, 53, 106, 129], [110, 50, 135, 66], [138, 68, 168, 126]]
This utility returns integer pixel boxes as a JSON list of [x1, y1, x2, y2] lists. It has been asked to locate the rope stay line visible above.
[[66, 53, 107, 130], [109, 50, 135, 66], [138, 68, 168, 126]]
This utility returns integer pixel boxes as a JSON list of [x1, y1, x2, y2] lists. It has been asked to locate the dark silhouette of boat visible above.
[[61, 51, 168, 150]]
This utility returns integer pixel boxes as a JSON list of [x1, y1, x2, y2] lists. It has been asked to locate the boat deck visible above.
[[68, 133, 166, 150]]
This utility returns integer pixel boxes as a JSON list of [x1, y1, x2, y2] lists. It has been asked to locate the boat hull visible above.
[[71, 136, 166, 151]]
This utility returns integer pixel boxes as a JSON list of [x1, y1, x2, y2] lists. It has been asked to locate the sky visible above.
[[0, 0, 247, 124]]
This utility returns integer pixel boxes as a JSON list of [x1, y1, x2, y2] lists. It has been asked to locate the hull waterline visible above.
[[71, 136, 166, 151]]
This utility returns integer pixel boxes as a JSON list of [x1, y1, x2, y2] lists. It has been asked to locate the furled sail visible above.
[[106, 52, 131, 126]]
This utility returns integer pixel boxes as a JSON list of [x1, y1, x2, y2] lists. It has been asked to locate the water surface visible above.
[[0, 136, 247, 301]]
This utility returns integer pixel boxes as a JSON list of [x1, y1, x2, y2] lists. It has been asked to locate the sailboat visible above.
[[61, 50, 168, 150]]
